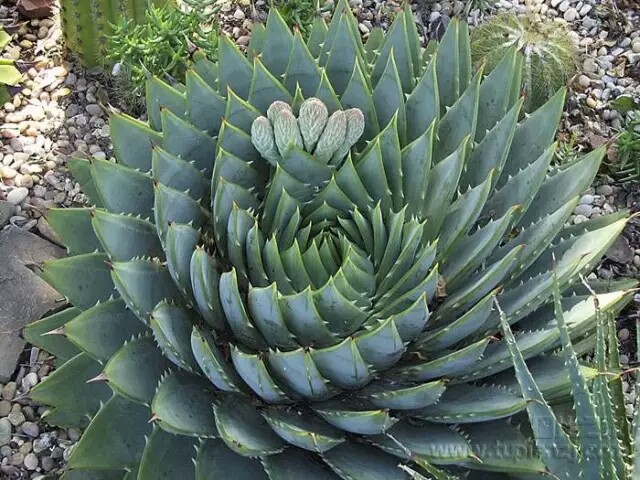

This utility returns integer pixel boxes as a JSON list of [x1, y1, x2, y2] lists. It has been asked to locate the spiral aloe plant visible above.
[[25, 2, 637, 479]]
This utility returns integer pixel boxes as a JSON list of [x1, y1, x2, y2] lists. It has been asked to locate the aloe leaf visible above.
[[150, 302, 198, 372], [189, 248, 226, 330], [165, 223, 199, 299], [284, 31, 323, 96], [488, 198, 576, 281], [68, 158, 104, 207], [268, 348, 333, 401], [442, 206, 517, 288], [308, 16, 329, 58], [151, 370, 218, 437], [436, 172, 493, 260], [353, 317, 405, 370], [249, 57, 294, 113], [263, 408, 345, 453], [193, 53, 218, 88], [461, 421, 546, 474], [195, 439, 268, 480], [46, 207, 100, 255], [462, 98, 521, 190], [372, 8, 415, 93], [371, 421, 473, 464], [225, 89, 262, 133], [401, 122, 435, 218], [186, 69, 225, 135], [65, 299, 145, 362], [68, 395, 151, 470], [497, 88, 565, 186], [416, 292, 495, 351], [324, 13, 365, 96], [161, 108, 216, 178], [103, 335, 170, 405], [482, 143, 556, 223], [146, 77, 186, 131], [29, 353, 110, 428], [90, 158, 154, 216], [260, 9, 294, 79], [219, 269, 267, 350], [60, 471, 125, 480], [373, 52, 406, 143], [519, 146, 604, 227], [413, 384, 527, 423], [92, 211, 163, 262], [394, 338, 489, 382], [263, 448, 340, 479], [214, 395, 286, 456], [110, 113, 162, 171], [341, 60, 379, 142], [495, 299, 580, 478], [435, 69, 481, 163], [406, 58, 438, 143], [190, 326, 246, 393], [475, 47, 519, 142], [152, 146, 209, 202], [248, 23, 267, 58], [230, 345, 291, 403], [315, 70, 342, 114], [361, 380, 446, 410], [247, 283, 298, 349], [137, 427, 197, 480], [422, 138, 468, 240], [110, 259, 182, 322], [355, 139, 392, 211], [551, 271, 603, 477], [217, 35, 253, 99], [323, 441, 407, 480], [23, 308, 81, 362], [279, 288, 337, 346], [310, 337, 374, 389], [155, 182, 206, 242], [435, 19, 460, 110], [42, 253, 115, 310], [439, 245, 523, 323]]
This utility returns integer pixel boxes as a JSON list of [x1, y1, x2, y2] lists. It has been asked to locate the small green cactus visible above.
[[471, 12, 576, 111], [60, 0, 173, 67]]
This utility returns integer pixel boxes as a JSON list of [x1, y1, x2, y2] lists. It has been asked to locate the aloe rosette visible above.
[[25, 3, 636, 479]]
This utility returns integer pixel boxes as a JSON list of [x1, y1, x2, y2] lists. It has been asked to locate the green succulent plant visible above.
[[24, 2, 638, 479], [471, 12, 576, 112], [60, 0, 174, 67]]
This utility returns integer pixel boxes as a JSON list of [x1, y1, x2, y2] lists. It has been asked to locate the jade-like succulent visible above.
[[25, 2, 638, 479], [60, 0, 173, 67]]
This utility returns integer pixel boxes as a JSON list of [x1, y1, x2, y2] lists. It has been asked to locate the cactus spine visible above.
[[60, 0, 172, 67]]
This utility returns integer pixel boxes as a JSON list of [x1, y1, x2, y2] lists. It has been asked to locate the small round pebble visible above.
[[23, 452, 38, 470], [20, 421, 39, 438]]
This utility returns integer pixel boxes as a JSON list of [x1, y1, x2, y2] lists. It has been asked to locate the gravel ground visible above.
[[0, 0, 639, 477]]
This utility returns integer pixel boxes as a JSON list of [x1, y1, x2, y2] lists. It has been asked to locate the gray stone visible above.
[[0, 201, 14, 228], [0, 418, 11, 446], [21, 421, 39, 438], [574, 204, 593, 216], [606, 235, 634, 264], [0, 227, 65, 381], [596, 185, 613, 195]]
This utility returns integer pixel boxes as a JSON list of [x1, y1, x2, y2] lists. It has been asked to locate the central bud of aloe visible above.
[[251, 98, 365, 165]]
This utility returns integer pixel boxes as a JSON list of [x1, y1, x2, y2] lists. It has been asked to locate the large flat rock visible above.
[[0, 226, 65, 381]]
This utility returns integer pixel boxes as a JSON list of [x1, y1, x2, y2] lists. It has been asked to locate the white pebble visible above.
[[6, 187, 29, 205]]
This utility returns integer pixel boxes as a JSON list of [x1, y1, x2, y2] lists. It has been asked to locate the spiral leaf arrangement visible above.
[[25, 2, 638, 479]]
